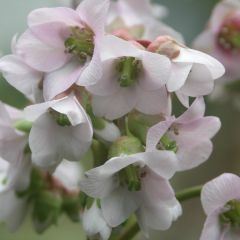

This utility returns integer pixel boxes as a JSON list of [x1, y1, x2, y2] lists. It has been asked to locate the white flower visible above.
[[80, 140, 181, 233], [25, 95, 93, 170], [146, 97, 221, 171], [193, 0, 240, 84], [200, 173, 240, 240], [147, 36, 225, 107], [88, 35, 171, 120], [82, 201, 112, 240], [107, 0, 183, 42]]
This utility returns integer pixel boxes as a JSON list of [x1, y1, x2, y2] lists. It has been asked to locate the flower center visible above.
[[217, 16, 240, 54], [117, 57, 141, 87], [157, 133, 178, 153], [49, 109, 71, 127], [220, 200, 240, 227], [64, 26, 95, 63]]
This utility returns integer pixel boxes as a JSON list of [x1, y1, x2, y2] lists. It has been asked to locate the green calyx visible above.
[[65, 26, 94, 63], [79, 192, 97, 210], [108, 136, 144, 158], [117, 57, 141, 88], [160, 134, 178, 153], [86, 105, 106, 130], [49, 109, 71, 127], [220, 200, 240, 227]]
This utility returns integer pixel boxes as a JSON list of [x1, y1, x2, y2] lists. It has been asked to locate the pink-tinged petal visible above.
[[135, 86, 171, 116], [139, 52, 170, 91], [0, 55, 42, 100], [176, 139, 213, 171], [76, 43, 103, 86], [166, 63, 192, 92], [144, 19, 185, 43], [51, 96, 92, 126], [0, 190, 27, 232], [146, 118, 175, 151], [176, 48, 225, 79], [200, 211, 222, 240], [100, 35, 142, 61], [16, 30, 69, 72], [86, 59, 120, 96], [29, 22, 70, 48], [43, 60, 83, 101], [92, 87, 137, 120], [28, 7, 82, 27], [138, 171, 182, 232], [176, 97, 205, 123], [80, 153, 146, 198], [201, 173, 240, 215], [209, 0, 240, 33], [30, 112, 92, 169], [77, 0, 110, 36], [179, 64, 215, 97], [175, 91, 189, 108], [192, 30, 216, 53], [11, 34, 18, 54], [144, 151, 178, 179], [102, 187, 140, 227]]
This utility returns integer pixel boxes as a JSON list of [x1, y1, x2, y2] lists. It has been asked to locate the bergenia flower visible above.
[[81, 200, 112, 240], [148, 36, 225, 106], [16, 0, 110, 101], [107, 0, 183, 42], [0, 35, 43, 102], [80, 136, 181, 233], [24, 95, 93, 170], [146, 97, 221, 171], [193, 0, 240, 84], [200, 173, 240, 240], [87, 35, 171, 120]]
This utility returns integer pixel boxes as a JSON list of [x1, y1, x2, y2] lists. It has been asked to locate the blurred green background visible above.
[[2, 0, 238, 239]]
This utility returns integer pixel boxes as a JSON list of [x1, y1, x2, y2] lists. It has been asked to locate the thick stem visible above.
[[112, 185, 203, 240]]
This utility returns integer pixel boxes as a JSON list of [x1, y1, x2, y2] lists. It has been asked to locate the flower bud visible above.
[[108, 136, 144, 158]]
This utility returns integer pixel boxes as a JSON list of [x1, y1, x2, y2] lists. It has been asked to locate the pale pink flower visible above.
[[193, 0, 240, 83], [24, 95, 93, 170], [16, 0, 110, 101], [87, 35, 171, 120], [146, 97, 221, 171], [200, 173, 240, 240], [80, 148, 181, 233]]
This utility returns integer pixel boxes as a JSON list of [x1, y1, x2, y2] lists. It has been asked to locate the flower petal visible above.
[[201, 173, 240, 215]]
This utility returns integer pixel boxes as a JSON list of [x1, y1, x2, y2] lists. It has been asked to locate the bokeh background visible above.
[[1, 0, 238, 239]]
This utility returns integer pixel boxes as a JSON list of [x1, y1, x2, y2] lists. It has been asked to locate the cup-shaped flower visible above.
[[148, 36, 225, 107], [200, 173, 240, 240], [80, 135, 181, 233], [81, 200, 112, 240], [87, 35, 172, 120], [24, 95, 93, 170], [193, 0, 240, 83], [0, 36, 43, 102], [16, 0, 110, 101], [146, 97, 221, 171], [107, 0, 183, 42]]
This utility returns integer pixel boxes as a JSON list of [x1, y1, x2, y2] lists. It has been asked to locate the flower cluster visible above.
[[0, 0, 226, 239]]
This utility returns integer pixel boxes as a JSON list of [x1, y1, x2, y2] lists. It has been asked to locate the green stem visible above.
[[112, 185, 203, 240]]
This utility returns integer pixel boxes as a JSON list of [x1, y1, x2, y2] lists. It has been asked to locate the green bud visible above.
[[62, 195, 81, 222], [15, 120, 32, 133], [117, 57, 141, 87], [108, 136, 144, 158], [29, 168, 47, 194], [91, 139, 108, 167], [32, 191, 63, 234]]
